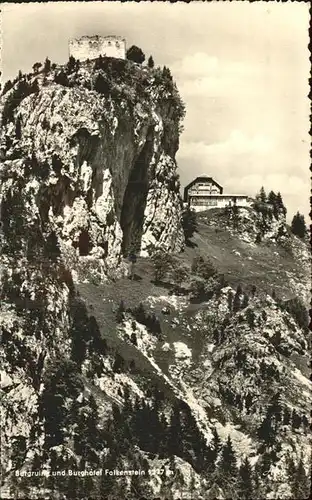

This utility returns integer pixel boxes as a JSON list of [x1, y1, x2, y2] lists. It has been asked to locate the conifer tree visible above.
[[233, 285, 242, 312], [168, 404, 183, 456], [43, 57, 51, 73], [291, 211, 307, 239], [219, 436, 238, 486], [182, 206, 197, 242], [291, 456, 310, 499], [126, 45, 145, 64], [259, 186, 267, 203], [130, 331, 137, 346], [148, 55, 155, 68], [116, 300, 125, 323], [238, 457, 253, 499], [112, 353, 124, 373], [268, 190, 276, 206], [257, 414, 275, 445], [15, 116, 22, 139], [241, 293, 249, 309]]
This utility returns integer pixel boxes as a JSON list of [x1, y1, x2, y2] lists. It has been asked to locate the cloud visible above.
[[179, 130, 273, 169], [172, 52, 261, 99]]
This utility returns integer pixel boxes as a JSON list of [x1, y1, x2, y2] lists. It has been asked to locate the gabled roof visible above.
[[184, 176, 223, 201]]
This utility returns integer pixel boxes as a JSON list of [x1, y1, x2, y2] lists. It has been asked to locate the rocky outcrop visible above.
[[0, 59, 185, 282]]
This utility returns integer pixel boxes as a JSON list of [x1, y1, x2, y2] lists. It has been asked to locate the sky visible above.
[[1, 1, 310, 220]]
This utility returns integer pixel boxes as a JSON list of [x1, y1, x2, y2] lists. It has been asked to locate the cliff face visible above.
[[0, 59, 184, 282]]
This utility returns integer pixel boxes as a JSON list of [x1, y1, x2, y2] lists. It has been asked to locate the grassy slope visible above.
[[77, 212, 307, 393], [179, 210, 305, 301]]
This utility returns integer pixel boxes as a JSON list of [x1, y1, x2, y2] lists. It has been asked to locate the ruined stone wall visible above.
[[69, 35, 126, 61]]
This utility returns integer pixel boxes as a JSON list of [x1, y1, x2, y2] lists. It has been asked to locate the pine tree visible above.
[[126, 45, 145, 64], [233, 285, 242, 312], [151, 251, 174, 283], [257, 414, 275, 445], [130, 332, 137, 346], [182, 206, 197, 241], [276, 191, 287, 216], [44, 230, 61, 262], [168, 404, 183, 456], [43, 57, 51, 73], [283, 406, 291, 426], [219, 436, 237, 479], [15, 116, 22, 139], [241, 293, 249, 309], [291, 211, 307, 239], [268, 190, 276, 206], [67, 55, 76, 73], [116, 300, 125, 323], [292, 456, 310, 499], [259, 186, 267, 203], [100, 447, 118, 496], [238, 457, 253, 499], [112, 353, 124, 373], [148, 55, 155, 68]]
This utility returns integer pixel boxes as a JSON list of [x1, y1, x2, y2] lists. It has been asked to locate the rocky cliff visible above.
[[0, 57, 185, 282]]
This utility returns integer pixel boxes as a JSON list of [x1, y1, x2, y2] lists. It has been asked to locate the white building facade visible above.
[[184, 176, 251, 212]]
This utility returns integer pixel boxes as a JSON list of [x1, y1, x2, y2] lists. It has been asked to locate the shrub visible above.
[[112, 353, 125, 373], [172, 265, 189, 292], [191, 255, 216, 280], [54, 71, 69, 86], [246, 308, 256, 328], [2, 79, 35, 125], [32, 62, 42, 74], [189, 276, 215, 302], [2, 79, 13, 95], [284, 297, 309, 331], [94, 73, 110, 96], [151, 251, 174, 283]]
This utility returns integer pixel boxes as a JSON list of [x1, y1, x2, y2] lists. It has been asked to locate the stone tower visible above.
[[69, 35, 126, 62]]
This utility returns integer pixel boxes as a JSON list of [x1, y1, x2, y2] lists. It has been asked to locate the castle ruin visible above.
[[69, 35, 126, 62]]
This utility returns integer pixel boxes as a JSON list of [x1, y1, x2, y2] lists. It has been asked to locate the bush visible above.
[[191, 255, 216, 280], [245, 308, 256, 328], [172, 265, 189, 293], [54, 71, 69, 86], [151, 251, 174, 283], [32, 62, 42, 74], [2, 79, 35, 125], [2, 79, 13, 95], [284, 297, 309, 331], [94, 73, 110, 96]]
